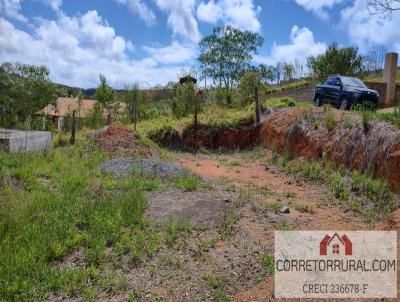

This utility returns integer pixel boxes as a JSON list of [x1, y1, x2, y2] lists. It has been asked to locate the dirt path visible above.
[[178, 152, 371, 301]]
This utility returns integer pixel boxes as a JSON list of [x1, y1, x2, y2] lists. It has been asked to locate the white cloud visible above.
[[0, 0, 27, 21], [255, 26, 327, 65], [294, 0, 344, 19], [41, 0, 62, 11], [197, 0, 261, 32], [143, 41, 197, 64], [340, 0, 400, 53], [114, 0, 156, 26], [0, 12, 190, 88], [154, 0, 201, 42], [197, 0, 224, 24]]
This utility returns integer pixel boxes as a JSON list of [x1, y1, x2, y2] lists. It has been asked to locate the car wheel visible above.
[[314, 96, 323, 107], [340, 98, 349, 110], [362, 100, 376, 111]]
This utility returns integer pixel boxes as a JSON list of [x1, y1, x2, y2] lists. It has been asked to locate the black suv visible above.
[[314, 75, 379, 110]]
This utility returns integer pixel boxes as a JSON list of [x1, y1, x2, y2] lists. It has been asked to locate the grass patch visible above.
[[263, 97, 313, 109], [324, 111, 337, 131], [269, 152, 397, 222], [264, 201, 283, 213], [227, 160, 241, 167], [259, 253, 274, 276], [293, 202, 315, 214], [0, 140, 166, 300]]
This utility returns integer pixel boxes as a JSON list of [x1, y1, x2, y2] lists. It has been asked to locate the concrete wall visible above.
[[0, 129, 52, 152], [264, 85, 316, 102]]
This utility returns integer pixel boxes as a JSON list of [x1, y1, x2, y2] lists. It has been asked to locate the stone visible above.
[[279, 206, 290, 214]]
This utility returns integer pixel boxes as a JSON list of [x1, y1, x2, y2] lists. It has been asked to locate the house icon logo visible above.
[[320, 233, 352, 256]]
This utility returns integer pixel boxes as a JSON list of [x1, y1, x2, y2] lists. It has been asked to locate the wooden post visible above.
[[255, 86, 260, 125], [383, 52, 398, 107], [134, 102, 138, 131], [194, 93, 198, 130], [70, 110, 76, 145]]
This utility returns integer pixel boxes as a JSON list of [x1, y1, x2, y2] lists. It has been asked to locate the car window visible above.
[[326, 78, 340, 86], [341, 77, 367, 88], [325, 78, 335, 85]]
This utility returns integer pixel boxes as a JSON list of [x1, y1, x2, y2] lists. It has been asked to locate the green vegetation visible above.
[[269, 153, 397, 222], [294, 202, 315, 214], [362, 69, 400, 84], [124, 83, 142, 130], [0, 63, 59, 129], [0, 136, 211, 300], [263, 97, 312, 108], [259, 253, 274, 276], [307, 43, 364, 81], [324, 111, 337, 131], [202, 272, 230, 302], [264, 201, 283, 213], [199, 26, 264, 104]]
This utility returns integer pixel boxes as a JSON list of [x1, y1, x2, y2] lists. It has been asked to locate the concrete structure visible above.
[[0, 129, 51, 152], [383, 52, 398, 107]]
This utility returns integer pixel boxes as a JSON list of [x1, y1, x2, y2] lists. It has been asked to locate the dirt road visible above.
[[179, 151, 372, 301]]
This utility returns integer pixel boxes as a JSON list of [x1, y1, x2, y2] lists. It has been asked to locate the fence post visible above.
[[70, 110, 76, 145], [383, 52, 398, 107]]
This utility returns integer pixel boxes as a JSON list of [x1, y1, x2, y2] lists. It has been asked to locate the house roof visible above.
[[38, 97, 126, 118]]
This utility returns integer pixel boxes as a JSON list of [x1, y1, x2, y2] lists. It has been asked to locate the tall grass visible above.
[[0, 143, 159, 300]]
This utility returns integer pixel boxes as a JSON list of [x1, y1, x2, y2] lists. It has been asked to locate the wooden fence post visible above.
[[70, 110, 76, 145]]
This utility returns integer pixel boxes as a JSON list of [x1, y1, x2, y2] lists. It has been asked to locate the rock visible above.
[[279, 206, 290, 214], [223, 198, 231, 204]]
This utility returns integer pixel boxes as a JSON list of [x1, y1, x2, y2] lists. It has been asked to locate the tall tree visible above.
[[124, 83, 142, 130], [283, 63, 295, 82], [369, 0, 400, 14], [258, 64, 277, 84], [0, 63, 56, 128], [238, 70, 262, 124], [307, 43, 364, 81], [198, 26, 264, 104], [94, 74, 116, 125]]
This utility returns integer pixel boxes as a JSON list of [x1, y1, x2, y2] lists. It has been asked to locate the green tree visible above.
[[307, 43, 364, 81], [258, 64, 277, 84], [124, 83, 142, 130], [173, 81, 200, 128], [94, 74, 116, 125], [238, 70, 262, 124], [0, 63, 57, 128], [198, 26, 264, 104], [283, 63, 295, 82]]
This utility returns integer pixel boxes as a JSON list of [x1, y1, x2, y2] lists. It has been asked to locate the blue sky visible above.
[[0, 0, 399, 88]]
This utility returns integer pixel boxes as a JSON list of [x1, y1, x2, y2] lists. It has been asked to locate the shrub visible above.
[[263, 97, 297, 108], [330, 174, 349, 201], [324, 111, 337, 131]]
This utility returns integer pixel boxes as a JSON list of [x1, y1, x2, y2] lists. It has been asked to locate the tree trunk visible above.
[[134, 102, 138, 131], [70, 110, 76, 145], [194, 94, 198, 130], [255, 86, 260, 125]]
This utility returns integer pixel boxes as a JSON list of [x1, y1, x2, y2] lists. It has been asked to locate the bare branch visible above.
[[368, 0, 400, 16]]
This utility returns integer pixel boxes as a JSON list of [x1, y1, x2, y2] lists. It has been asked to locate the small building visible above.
[[37, 97, 126, 131], [179, 75, 197, 85]]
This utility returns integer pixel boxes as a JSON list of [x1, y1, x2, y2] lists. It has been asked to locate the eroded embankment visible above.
[[149, 123, 260, 151], [259, 108, 400, 192]]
